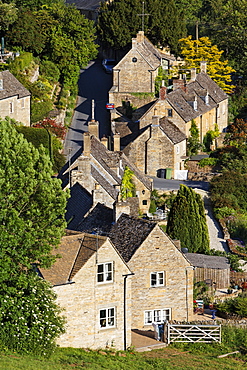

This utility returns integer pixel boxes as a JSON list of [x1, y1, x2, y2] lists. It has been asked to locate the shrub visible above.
[[40, 60, 60, 83], [31, 100, 53, 124], [198, 157, 218, 168]]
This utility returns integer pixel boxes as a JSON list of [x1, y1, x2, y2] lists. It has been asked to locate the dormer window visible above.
[[205, 93, 209, 104], [167, 109, 173, 117], [0, 79, 3, 90]]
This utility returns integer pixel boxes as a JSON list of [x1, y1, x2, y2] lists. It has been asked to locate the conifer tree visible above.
[[166, 185, 210, 253]]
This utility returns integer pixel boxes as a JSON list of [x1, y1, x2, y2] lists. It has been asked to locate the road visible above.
[[64, 59, 113, 161], [151, 177, 210, 192]]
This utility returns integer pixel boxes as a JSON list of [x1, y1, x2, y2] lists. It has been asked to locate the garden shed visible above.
[[185, 253, 230, 289]]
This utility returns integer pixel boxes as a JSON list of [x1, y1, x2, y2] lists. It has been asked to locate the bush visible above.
[[198, 157, 218, 168], [31, 100, 53, 124], [40, 60, 60, 83]]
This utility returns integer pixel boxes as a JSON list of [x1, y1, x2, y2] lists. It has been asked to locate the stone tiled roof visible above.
[[0, 70, 30, 100], [91, 166, 119, 200], [66, 183, 93, 231], [109, 214, 156, 262], [132, 100, 158, 122], [39, 233, 106, 285], [185, 253, 230, 269], [75, 203, 114, 235], [194, 73, 228, 104], [120, 152, 152, 190], [159, 117, 186, 144]]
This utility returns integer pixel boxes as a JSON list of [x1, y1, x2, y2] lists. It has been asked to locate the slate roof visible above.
[[74, 202, 114, 235], [185, 253, 230, 270], [109, 214, 156, 262], [91, 166, 119, 200], [159, 117, 187, 144], [166, 72, 228, 123], [39, 232, 107, 285], [65, 183, 93, 231], [0, 70, 30, 100]]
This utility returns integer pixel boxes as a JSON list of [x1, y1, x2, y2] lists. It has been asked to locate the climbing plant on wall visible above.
[[120, 166, 136, 200]]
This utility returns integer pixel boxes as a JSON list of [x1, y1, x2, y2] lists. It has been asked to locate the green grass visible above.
[[0, 344, 247, 370]]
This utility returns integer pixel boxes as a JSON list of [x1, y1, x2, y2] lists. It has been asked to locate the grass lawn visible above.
[[0, 345, 247, 370]]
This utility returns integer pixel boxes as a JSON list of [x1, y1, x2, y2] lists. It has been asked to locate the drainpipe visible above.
[[123, 273, 134, 350]]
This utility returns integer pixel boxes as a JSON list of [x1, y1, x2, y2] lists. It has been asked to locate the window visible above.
[[144, 309, 171, 325], [142, 200, 147, 205], [99, 307, 115, 328], [167, 109, 173, 117], [10, 102, 13, 114], [150, 271, 165, 287], [97, 262, 113, 283]]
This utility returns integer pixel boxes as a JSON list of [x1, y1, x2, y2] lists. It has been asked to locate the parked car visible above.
[[102, 59, 116, 73]]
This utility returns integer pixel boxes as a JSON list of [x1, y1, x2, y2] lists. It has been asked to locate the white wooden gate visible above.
[[167, 323, 221, 344]]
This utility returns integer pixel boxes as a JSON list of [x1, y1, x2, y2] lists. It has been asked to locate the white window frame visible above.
[[150, 271, 165, 287], [99, 307, 115, 329], [97, 262, 113, 283], [144, 308, 171, 325]]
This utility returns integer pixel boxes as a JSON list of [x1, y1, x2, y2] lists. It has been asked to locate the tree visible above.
[[187, 119, 201, 156], [0, 118, 68, 353], [0, 0, 17, 36], [166, 184, 210, 253], [179, 35, 235, 93], [97, 0, 185, 54], [224, 119, 247, 147], [120, 166, 136, 200]]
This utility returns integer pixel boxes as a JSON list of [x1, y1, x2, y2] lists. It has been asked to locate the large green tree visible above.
[[97, 0, 185, 54], [0, 118, 68, 353], [166, 185, 210, 253]]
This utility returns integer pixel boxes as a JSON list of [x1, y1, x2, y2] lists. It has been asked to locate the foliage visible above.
[[120, 166, 136, 200], [33, 118, 66, 140], [31, 100, 53, 124], [0, 118, 68, 355], [213, 145, 247, 174], [0, 0, 17, 34], [213, 206, 236, 220], [155, 66, 169, 97], [0, 272, 65, 356], [228, 216, 247, 246], [187, 119, 201, 156], [97, 0, 185, 54], [39, 60, 60, 83], [211, 171, 247, 211], [166, 184, 210, 253], [198, 157, 218, 168], [206, 248, 242, 272], [203, 124, 220, 152], [179, 36, 235, 93], [149, 199, 156, 214], [193, 281, 209, 300], [216, 294, 247, 318], [224, 119, 247, 147]]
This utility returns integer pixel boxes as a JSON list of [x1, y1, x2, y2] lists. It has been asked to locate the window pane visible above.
[[106, 271, 112, 281], [162, 309, 170, 321], [98, 264, 104, 273], [97, 273, 104, 282], [154, 310, 161, 322], [108, 308, 115, 326], [158, 272, 164, 285], [106, 263, 112, 272], [145, 311, 152, 324], [151, 273, 157, 286]]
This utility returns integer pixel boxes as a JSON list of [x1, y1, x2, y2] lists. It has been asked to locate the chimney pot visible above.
[[190, 68, 197, 81], [200, 60, 207, 74]]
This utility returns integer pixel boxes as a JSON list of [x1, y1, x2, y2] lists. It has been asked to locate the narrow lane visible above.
[[64, 59, 113, 161]]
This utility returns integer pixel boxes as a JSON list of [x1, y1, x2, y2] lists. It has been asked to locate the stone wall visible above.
[[54, 239, 132, 350], [128, 225, 194, 329], [0, 95, 30, 126]]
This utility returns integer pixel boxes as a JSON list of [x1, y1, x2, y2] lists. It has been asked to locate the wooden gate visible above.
[[167, 323, 221, 344]]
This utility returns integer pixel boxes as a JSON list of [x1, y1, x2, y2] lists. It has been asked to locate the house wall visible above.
[[54, 240, 132, 350], [128, 226, 194, 329], [217, 100, 228, 132], [113, 49, 158, 93], [131, 175, 151, 213], [0, 95, 30, 126]]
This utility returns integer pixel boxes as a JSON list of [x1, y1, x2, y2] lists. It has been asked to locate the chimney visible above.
[[101, 136, 108, 149], [173, 78, 187, 92], [173, 239, 181, 250], [88, 120, 99, 138], [132, 38, 137, 49], [151, 116, 160, 137], [159, 81, 167, 100], [83, 132, 91, 156], [136, 30, 144, 43], [113, 132, 120, 151], [200, 60, 207, 74], [190, 68, 197, 81]]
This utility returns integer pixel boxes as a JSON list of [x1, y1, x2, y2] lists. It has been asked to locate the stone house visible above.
[[109, 31, 176, 116], [39, 230, 132, 350], [122, 116, 187, 177], [109, 214, 194, 329], [65, 120, 152, 214], [0, 70, 31, 126]]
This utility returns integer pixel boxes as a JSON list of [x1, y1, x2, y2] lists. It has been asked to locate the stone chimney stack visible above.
[[113, 132, 121, 151], [190, 68, 197, 81], [83, 132, 91, 157], [173, 78, 187, 92], [88, 120, 99, 138], [159, 80, 167, 100], [200, 60, 207, 74], [151, 115, 160, 137], [136, 30, 144, 43], [101, 136, 108, 149]]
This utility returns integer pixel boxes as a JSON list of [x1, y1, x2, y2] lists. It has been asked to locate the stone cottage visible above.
[[0, 70, 31, 126], [109, 214, 194, 329], [39, 230, 132, 350], [122, 116, 187, 177], [64, 120, 153, 214]]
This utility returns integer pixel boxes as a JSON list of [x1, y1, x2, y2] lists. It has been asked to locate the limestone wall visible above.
[[54, 240, 132, 350], [128, 226, 194, 329], [0, 95, 30, 126]]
